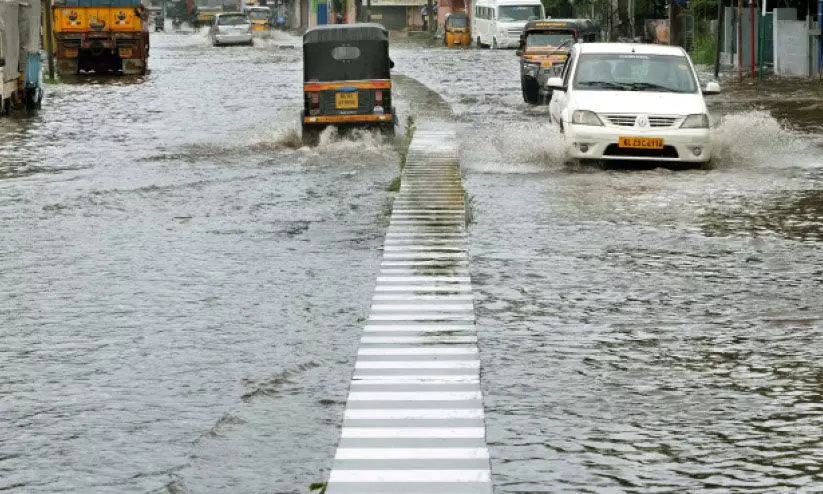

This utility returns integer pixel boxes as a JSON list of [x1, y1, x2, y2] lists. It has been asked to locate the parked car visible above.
[[548, 42, 721, 165], [210, 12, 253, 47]]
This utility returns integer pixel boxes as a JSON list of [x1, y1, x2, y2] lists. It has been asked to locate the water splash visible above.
[[462, 121, 567, 173], [712, 110, 819, 169]]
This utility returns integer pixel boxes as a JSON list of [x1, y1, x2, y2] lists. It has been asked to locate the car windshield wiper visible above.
[[577, 81, 629, 90], [625, 82, 680, 92]]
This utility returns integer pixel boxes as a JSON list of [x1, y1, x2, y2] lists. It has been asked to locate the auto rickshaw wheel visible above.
[[302, 125, 321, 146], [380, 123, 395, 139], [521, 78, 541, 105]]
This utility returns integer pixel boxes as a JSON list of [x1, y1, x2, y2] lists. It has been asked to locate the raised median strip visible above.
[[325, 124, 492, 494]]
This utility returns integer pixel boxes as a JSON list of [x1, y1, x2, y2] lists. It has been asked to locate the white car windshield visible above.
[[498, 5, 542, 21], [573, 53, 698, 93], [218, 14, 250, 25]]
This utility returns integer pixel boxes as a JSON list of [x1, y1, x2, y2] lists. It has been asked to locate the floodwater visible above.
[[1, 30, 822, 493]]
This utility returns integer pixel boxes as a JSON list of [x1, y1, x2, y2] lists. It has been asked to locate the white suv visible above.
[[548, 42, 720, 164]]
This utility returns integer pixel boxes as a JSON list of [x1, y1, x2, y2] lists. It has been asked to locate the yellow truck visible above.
[[52, 0, 150, 76]]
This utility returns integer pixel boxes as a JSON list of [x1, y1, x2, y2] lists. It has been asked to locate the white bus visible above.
[[472, 0, 545, 49]]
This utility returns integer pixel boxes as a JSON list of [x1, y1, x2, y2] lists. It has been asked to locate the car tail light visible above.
[[310, 92, 319, 108], [375, 90, 383, 106]]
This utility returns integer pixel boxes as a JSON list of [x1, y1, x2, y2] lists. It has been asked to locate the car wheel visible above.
[[492, 38, 498, 49]]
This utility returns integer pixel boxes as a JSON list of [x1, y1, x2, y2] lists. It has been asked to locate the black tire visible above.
[[381, 123, 396, 138], [302, 125, 320, 146], [521, 78, 540, 104]]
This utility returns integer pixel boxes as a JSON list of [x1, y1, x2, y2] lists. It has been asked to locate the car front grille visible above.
[[649, 117, 677, 127], [605, 115, 636, 127], [603, 144, 679, 159], [604, 115, 679, 128], [507, 29, 522, 38]]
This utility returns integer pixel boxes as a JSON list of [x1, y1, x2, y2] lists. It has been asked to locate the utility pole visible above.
[[749, 0, 755, 78], [426, 0, 433, 36], [714, 0, 723, 77], [44, 0, 55, 81], [737, 0, 742, 80]]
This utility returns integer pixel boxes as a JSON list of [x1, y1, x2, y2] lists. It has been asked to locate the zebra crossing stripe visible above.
[[325, 125, 491, 494]]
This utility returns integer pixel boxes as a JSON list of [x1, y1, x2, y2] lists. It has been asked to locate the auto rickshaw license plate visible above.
[[336, 92, 358, 109], [119, 48, 133, 58], [618, 137, 664, 149]]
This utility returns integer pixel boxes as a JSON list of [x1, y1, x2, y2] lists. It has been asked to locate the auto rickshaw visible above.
[[516, 18, 599, 104], [443, 12, 471, 47], [246, 6, 272, 32], [301, 24, 397, 145]]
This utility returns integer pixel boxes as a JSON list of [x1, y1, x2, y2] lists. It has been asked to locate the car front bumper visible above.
[[564, 124, 713, 163], [214, 33, 253, 44]]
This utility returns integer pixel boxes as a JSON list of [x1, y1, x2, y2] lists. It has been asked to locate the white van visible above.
[[472, 0, 544, 49]]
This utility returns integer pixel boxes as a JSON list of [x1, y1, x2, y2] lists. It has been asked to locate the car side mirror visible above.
[[515, 49, 523, 57], [546, 76, 565, 91], [704, 81, 721, 95], [0, 57, 5, 68], [390, 59, 395, 69]]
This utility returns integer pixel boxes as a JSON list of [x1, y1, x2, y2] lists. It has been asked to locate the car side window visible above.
[[561, 51, 576, 87]]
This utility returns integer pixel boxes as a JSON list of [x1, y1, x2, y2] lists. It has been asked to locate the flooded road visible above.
[[391, 46, 823, 491], [2, 30, 823, 493]]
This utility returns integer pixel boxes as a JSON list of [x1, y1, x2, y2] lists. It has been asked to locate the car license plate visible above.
[[336, 92, 358, 110], [618, 137, 664, 149], [119, 48, 133, 58], [540, 60, 552, 67]]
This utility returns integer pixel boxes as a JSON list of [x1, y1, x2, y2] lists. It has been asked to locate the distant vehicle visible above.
[[246, 6, 272, 32], [301, 24, 397, 145], [547, 43, 721, 165], [193, 0, 225, 28], [472, 0, 544, 49], [444, 12, 471, 47], [148, 6, 165, 31], [516, 19, 599, 104], [210, 12, 253, 46], [51, 0, 149, 76]]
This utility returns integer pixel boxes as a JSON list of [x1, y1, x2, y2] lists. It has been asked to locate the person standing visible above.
[[421, 5, 428, 31], [432, 1, 438, 30], [336, 11, 343, 23]]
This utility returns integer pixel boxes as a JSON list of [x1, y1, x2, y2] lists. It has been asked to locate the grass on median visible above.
[[386, 115, 416, 191]]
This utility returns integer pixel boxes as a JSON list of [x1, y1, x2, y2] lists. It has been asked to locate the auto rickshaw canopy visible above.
[[445, 12, 469, 29], [303, 24, 392, 82], [522, 18, 599, 40]]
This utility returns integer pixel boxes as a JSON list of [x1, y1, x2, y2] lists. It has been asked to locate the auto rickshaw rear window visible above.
[[332, 46, 361, 61], [448, 16, 468, 27]]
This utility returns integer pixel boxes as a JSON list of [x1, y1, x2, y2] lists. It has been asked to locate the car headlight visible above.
[[571, 110, 604, 126], [680, 113, 710, 128]]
